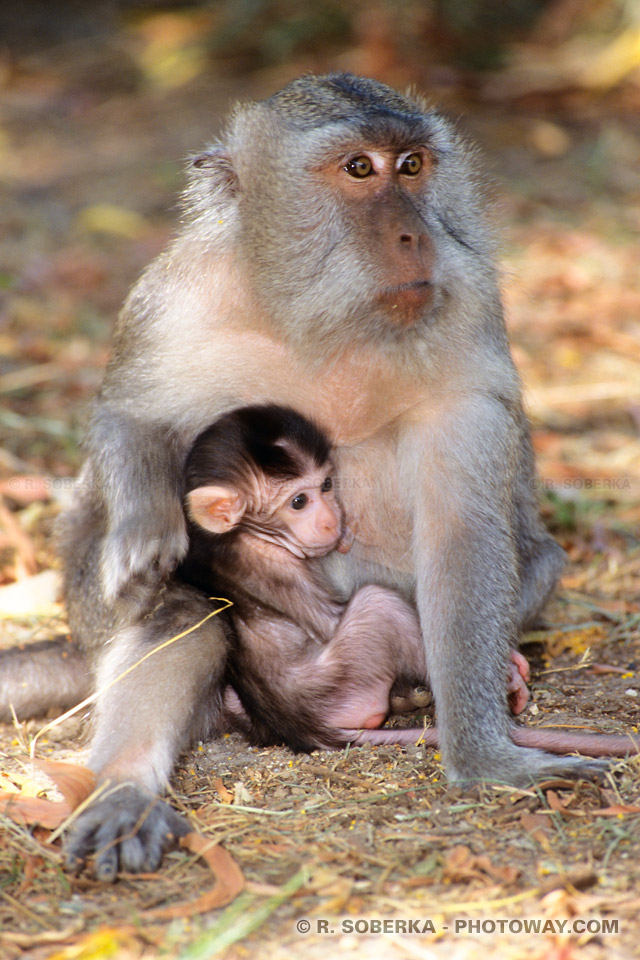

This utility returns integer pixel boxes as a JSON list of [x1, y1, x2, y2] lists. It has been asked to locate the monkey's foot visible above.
[[447, 743, 609, 789], [64, 782, 190, 882], [389, 685, 434, 714], [507, 650, 530, 716]]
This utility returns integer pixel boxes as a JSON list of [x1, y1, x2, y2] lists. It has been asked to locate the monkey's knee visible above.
[[389, 685, 433, 715]]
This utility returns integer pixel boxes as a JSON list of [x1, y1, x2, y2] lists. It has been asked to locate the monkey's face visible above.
[[234, 132, 440, 348], [187, 461, 344, 560], [213, 75, 493, 354], [270, 467, 343, 558], [322, 145, 439, 330]]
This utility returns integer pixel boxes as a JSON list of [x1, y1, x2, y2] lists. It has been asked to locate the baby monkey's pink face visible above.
[[272, 465, 342, 557], [187, 458, 351, 559]]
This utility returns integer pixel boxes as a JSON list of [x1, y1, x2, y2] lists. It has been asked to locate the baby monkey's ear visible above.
[[186, 485, 245, 534]]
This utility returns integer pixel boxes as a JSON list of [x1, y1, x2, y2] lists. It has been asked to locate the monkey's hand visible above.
[[64, 782, 190, 882], [101, 504, 189, 601], [507, 649, 531, 716], [336, 522, 356, 554]]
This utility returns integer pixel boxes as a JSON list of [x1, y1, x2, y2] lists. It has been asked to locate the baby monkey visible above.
[[180, 403, 428, 751], [180, 405, 637, 759]]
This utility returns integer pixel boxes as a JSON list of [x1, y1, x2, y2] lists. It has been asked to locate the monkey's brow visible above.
[[315, 138, 434, 167]]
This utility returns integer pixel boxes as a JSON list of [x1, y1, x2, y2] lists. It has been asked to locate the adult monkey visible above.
[[59, 73, 603, 880]]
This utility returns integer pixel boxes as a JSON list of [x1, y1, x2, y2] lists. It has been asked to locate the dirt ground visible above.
[[1, 18, 639, 960]]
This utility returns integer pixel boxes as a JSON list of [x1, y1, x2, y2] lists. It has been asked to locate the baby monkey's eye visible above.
[[399, 153, 422, 175], [321, 477, 333, 492], [344, 155, 373, 178], [291, 493, 309, 510]]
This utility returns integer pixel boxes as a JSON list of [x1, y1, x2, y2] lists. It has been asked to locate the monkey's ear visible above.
[[189, 146, 238, 193], [186, 485, 245, 534]]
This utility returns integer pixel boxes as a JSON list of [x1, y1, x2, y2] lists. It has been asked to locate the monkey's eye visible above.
[[321, 477, 333, 492], [399, 153, 422, 176], [291, 493, 309, 511], [344, 156, 373, 178]]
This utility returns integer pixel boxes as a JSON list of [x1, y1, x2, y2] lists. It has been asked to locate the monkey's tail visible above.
[[343, 725, 640, 757], [0, 637, 90, 723], [343, 727, 439, 748], [511, 726, 640, 758]]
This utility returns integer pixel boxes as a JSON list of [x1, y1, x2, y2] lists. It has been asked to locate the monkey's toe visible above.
[[94, 844, 119, 883], [64, 783, 189, 881], [411, 686, 433, 708], [447, 742, 611, 788]]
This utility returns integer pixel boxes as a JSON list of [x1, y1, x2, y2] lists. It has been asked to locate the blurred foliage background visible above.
[[0, 0, 639, 586], [3, 1, 640, 93]]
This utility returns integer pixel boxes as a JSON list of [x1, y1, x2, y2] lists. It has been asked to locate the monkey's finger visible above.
[[64, 848, 89, 875], [510, 650, 531, 683], [65, 821, 100, 874], [507, 660, 530, 715], [94, 842, 120, 883], [507, 682, 529, 715], [121, 809, 188, 874], [557, 757, 610, 780], [121, 831, 165, 874], [116, 834, 148, 874], [91, 816, 153, 881]]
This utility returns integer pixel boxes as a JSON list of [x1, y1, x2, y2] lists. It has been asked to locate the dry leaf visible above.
[[0, 570, 61, 616], [0, 923, 84, 950], [541, 887, 580, 918], [149, 832, 244, 919], [313, 878, 353, 914], [45, 927, 144, 960], [544, 626, 606, 658], [0, 791, 71, 828], [521, 812, 550, 844], [586, 664, 628, 675], [0, 759, 95, 829], [443, 844, 518, 885], [546, 789, 571, 812], [213, 777, 234, 804], [33, 758, 96, 809], [16, 854, 43, 896]]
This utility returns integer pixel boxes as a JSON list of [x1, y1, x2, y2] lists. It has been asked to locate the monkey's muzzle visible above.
[[378, 281, 434, 325]]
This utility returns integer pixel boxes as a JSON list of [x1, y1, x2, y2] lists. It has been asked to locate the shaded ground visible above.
[[1, 21, 639, 960]]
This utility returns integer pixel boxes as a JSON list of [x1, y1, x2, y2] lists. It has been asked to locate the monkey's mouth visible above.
[[302, 540, 342, 559], [377, 281, 434, 322]]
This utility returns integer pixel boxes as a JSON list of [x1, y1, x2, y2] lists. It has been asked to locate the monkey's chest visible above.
[[331, 434, 414, 574], [221, 336, 423, 446], [301, 361, 426, 447]]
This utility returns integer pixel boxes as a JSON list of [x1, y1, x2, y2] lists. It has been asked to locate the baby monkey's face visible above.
[[269, 462, 343, 558], [186, 457, 349, 560]]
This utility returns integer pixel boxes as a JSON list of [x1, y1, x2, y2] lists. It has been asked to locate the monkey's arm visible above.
[[404, 398, 606, 785], [87, 407, 189, 601], [64, 584, 229, 880]]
